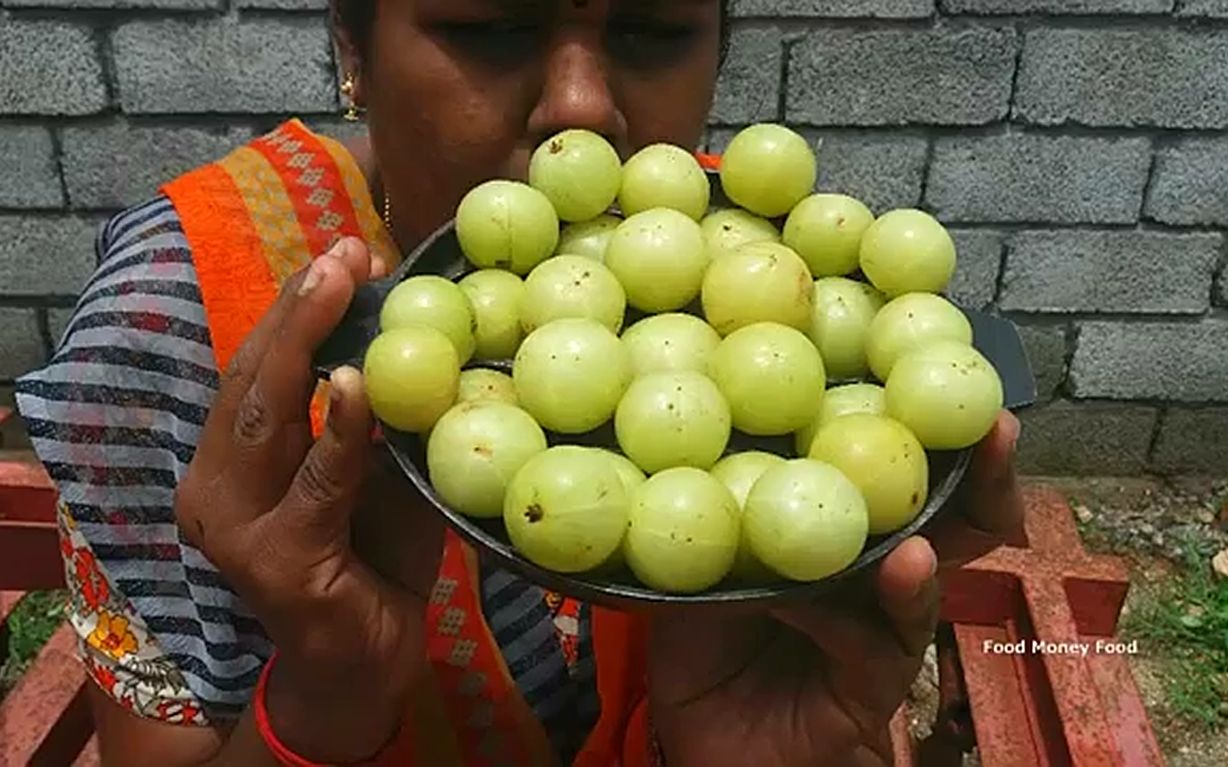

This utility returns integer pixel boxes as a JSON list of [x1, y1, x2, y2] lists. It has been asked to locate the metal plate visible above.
[[312, 171, 1038, 607]]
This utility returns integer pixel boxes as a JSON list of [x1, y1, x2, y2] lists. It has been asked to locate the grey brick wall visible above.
[[1, 1, 1226, 476]]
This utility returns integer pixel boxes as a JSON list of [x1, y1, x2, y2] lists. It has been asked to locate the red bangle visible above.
[[254, 651, 329, 767]]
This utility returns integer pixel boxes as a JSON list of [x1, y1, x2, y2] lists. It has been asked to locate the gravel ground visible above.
[[1041, 476, 1228, 564]]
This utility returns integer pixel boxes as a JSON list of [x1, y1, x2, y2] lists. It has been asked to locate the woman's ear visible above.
[[330, 1, 367, 106]]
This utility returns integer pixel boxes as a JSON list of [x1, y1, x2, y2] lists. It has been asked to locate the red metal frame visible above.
[[0, 460, 61, 592], [0, 622, 93, 767], [0, 459, 59, 524], [936, 487, 1165, 766]]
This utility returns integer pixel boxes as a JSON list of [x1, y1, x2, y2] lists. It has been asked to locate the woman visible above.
[[14, 0, 1024, 764]]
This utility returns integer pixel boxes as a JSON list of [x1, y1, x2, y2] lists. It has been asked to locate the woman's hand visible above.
[[175, 237, 443, 762], [648, 411, 1023, 766]]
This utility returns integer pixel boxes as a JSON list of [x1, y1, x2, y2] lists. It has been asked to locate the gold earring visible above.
[[340, 73, 363, 122]]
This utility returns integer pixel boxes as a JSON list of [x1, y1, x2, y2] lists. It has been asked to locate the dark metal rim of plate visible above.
[[312, 169, 1038, 608], [386, 426, 974, 609]]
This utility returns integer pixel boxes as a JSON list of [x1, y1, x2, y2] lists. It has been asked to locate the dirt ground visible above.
[[900, 475, 1228, 766]]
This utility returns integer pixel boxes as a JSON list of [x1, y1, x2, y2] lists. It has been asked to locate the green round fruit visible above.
[[513, 318, 632, 434], [427, 401, 547, 518], [719, 124, 817, 218], [614, 371, 731, 473], [807, 277, 886, 380], [363, 326, 460, 433], [865, 293, 972, 381], [707, 322, 826, 436], [710, 451, 786, 582], [456, 180, 559, 275], [744, 459, 868, 582], [701, 241, 815, 337], [590, 448, 646, 574], [624, 467, 740, 593], [521, 255, 626, 334], [380, 275, 476, 364], [618, 144, 710, 221], [457, 368, 518, 405], [528, 129, 622, 222], [457, 269, 524, 360], [700, 208, 780, 260], [859, 209, 956, 298], [808, 413, 928, 535], [794, 382, 886, 456], [783, 194, 875, 277], [557, 214, 621, 262], [592, 449, 648, 494], [605, 208, 708, 312], [503, 447, 630, 573], [710, 451, 785, 509], [620, 313, 721, 377], [885, 340, 1003, 450]]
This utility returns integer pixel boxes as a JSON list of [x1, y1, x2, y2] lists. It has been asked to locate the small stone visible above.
[[1140, 522, 1155, 536], [1152, 533, 1165, 548], [1212, 549, 1228, 579], [1074, 503, 1093, 523], [1197, 509, 1216, 525]]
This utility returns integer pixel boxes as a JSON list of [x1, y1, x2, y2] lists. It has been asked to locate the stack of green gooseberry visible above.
[[360, 124, 1003, 595]]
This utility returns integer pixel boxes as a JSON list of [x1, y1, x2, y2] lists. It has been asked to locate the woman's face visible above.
[[345, 0, 722, 246]]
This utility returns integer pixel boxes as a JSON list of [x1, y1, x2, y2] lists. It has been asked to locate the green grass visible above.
[[1123, 546, 1228, 731], [0, 590, 68, 700]]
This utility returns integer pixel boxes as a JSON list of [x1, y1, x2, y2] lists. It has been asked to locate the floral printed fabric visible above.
[[58, 499, 209, 725], [543, 590, 583, 671]]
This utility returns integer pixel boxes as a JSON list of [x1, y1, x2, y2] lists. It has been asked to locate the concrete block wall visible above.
[[1, 0, 1227, 476]]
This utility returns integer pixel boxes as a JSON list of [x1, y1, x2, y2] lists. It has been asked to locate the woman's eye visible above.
[[434, 21, 542, 63], [607, 19, 699, 67]]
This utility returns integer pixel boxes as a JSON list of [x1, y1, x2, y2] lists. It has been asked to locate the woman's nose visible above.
[[527, 36, 628, 155]]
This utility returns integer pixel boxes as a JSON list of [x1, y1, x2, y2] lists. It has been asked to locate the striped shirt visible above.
[[15, 196, 600, 760]]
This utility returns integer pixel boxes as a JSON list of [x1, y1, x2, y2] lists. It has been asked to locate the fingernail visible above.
[[329, 365, 356, 398], [298, 259, 326, 296], [326, 366, 356, 425], [327, 377, 344, 415], [903, 557, 938, 601], [1005, 412, 1021, 451], [370, 254, 388, 279], [325, 237, 352, 259]]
